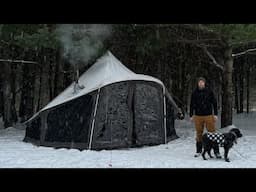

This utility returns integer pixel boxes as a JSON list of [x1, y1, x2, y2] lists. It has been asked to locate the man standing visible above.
[[190, 77, 220, 158]]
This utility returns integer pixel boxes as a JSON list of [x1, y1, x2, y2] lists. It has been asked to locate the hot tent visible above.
[[23, 51, 180, 150]]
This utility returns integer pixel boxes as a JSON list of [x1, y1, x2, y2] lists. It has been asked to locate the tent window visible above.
[[92, 81, 132, 149], [45, 92, 96, 146], [133, 81, 164, 146], [92, 81, 168, 149]]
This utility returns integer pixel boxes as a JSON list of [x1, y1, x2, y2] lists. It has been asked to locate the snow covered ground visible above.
[[0, 113, 256, 168]]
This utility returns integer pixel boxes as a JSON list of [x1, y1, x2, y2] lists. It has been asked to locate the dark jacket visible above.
[[190, 87, 218, 117]]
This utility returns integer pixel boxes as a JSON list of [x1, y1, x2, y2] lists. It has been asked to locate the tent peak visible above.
[[27, 51, 166, 122]]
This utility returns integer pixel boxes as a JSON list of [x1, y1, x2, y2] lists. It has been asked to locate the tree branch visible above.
[[0, 59, 40, 67], [175, 38, 221, 44], [232, 48, 256, 57], [196, 45, 224, 71], [0, 59, 38, 64], [169, 35, 224, 70], [231, 40, 256, 47]]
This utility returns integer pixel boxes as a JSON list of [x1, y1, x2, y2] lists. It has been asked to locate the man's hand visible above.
[[190, 116, 194, 122], [214, 115, 218, 122]]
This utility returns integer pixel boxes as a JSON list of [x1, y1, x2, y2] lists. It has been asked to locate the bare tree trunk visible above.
[[0, 65, 2, 117], [53, 51, 59, 97], [218, 76, 222, 111], [53, 48, 64, 97], [234, 66, 239, 114], [19, 58, 36, 123], [187, 77, 192, 113], [10, 63, 17, 123], [156, 26, 162, 80], [3, 62, 13, 127], [178, 58, 182, 103], [2, 45, 19, 127], [239, 59, 244, 113], [36, 64, 43, 112], [246, 57, 250, 113], [40, 55, 50, 108], [48, 62, 54, 100], [221, 46, 233, 128]]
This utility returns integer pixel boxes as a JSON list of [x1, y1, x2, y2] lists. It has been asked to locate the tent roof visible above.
[[42, 51, 164, 111], [26, 51, 166, 123]]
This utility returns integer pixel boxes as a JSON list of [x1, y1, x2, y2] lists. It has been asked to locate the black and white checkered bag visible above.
[[206, 132, 225, 146]]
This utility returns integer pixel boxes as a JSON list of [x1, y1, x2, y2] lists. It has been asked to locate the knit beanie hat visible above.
[[198, 77, 206, 83]]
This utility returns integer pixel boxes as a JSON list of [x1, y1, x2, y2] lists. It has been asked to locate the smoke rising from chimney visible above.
[[56, 24, 112, 67]]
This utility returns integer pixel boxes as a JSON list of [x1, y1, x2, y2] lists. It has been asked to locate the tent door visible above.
[[131, 82, 164, 146]]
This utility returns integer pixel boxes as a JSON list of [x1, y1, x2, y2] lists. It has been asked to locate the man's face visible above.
[[198, 80, 205, 89]]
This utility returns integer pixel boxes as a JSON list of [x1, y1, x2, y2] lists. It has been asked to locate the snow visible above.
[[1, 112, 256, 168]]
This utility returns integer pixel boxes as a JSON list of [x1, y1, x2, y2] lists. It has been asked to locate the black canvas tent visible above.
[[24, 51, 180, 150]]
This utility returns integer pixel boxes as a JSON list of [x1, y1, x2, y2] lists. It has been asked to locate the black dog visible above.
[[202, 128, 243, 162]]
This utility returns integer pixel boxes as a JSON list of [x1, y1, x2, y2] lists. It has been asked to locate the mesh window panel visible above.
[[44, 91, 96, 149], [92, 82, 132, 150], [133, 81, 164, 146]]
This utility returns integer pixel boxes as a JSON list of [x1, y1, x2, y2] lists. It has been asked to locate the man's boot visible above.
[[194, 141, 202, 157]]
